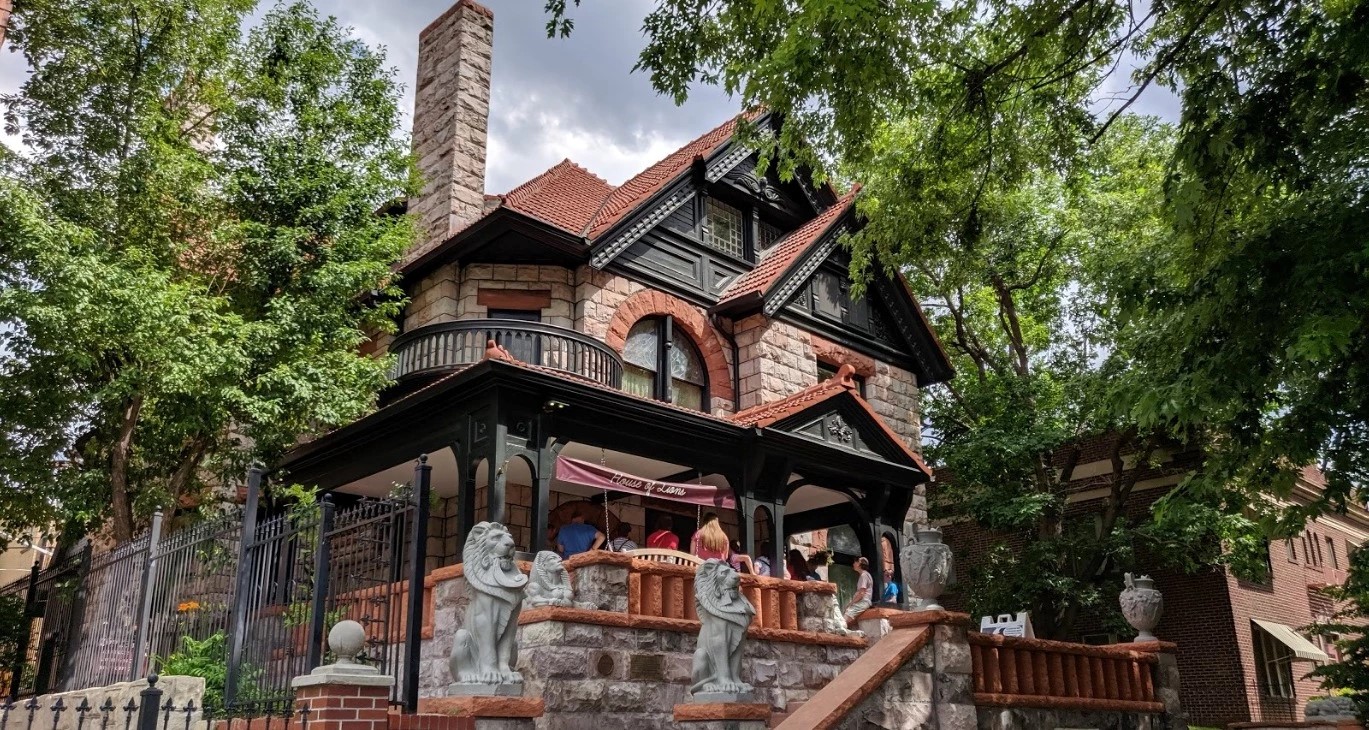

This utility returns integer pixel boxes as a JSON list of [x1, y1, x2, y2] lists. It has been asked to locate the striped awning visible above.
[[1252, 619, 1332, 662]]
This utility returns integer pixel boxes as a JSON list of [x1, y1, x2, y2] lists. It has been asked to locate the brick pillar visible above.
[[410, 0, 494, 258], [0, 0, 11, 50], [292, 674, 394, 730]]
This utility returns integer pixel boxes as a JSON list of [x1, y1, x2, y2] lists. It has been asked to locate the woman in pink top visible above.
[[690, 513, 730, 561]]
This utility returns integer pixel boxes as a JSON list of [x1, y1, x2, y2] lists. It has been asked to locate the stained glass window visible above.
[[621, 317, 707, 410]]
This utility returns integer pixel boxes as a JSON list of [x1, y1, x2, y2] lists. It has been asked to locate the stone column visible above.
[[291, 622, 395, 730]]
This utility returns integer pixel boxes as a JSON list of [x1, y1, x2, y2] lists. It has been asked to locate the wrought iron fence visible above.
[[3, 460, 433, 714], [0, 675, 310, 730], [324, 496, 415, 706]]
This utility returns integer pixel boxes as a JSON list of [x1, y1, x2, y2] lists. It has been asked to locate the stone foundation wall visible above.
[[0, 677, 207, 730], [976, 706, 1160, 730]]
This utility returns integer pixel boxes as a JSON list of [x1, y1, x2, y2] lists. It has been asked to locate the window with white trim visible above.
[[704, 198, 745, 259]]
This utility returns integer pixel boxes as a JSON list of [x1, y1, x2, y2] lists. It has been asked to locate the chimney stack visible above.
[[410, 0, 494, 258], [0, 0, 12, 50]]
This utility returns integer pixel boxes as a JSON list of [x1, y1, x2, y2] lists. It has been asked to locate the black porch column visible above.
[[486, 418, 509, 525], [532, 435, 567, 553], [770, 498, 786, 578]]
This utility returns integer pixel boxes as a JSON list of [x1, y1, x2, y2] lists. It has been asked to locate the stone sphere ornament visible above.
[[1119, 573, 1164, 642], [328, 620, 367, 661], [901, 528, 953, 611]]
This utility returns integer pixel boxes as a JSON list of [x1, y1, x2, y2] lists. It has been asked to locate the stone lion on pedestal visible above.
[[450, 522, 527, 687], [525, 550, 574, 607], [690, 559, 755, 699]]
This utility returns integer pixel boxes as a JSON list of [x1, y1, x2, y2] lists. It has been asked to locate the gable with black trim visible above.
[[587, 136, 837, 303], [767, 389, 929, 474]]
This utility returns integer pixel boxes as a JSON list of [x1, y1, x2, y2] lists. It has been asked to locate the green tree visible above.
[[550, 0, 1369, 626], [0, 0, 413, 542], [1308, 546, 1369, 718]]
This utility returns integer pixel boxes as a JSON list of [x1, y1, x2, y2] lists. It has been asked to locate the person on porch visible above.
[[880, 565, 900, 604], [646, 514, 679, 550], [843, 557, 873, 624], [556, 513, 605, 558], [690, 513, 730, 561], [754, 541, 773, 576], [608, 522, 637, 552]]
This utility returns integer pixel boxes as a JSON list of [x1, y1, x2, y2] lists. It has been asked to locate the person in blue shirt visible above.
[[556, 514, 605, 559], [880, 566, 900, 604]]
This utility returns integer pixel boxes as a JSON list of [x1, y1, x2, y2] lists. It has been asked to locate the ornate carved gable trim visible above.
[[773, 397, 911, 467], [589, 181, 697, 270], [761, 222, 851, 317], [705, 143, 751, 182]]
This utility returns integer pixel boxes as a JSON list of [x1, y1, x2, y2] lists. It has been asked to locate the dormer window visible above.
[[704, 198, 745, 259], [758, 221, 782, 252]]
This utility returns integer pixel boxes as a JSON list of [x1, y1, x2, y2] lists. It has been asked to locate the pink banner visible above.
[[554, 456, 736, 509]]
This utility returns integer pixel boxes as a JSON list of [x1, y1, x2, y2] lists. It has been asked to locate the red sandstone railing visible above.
[[622, 558, 826, 630], [968, 633, 1166, 713]]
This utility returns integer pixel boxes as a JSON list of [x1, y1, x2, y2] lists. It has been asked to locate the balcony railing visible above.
[[389, 318, 623, 388]]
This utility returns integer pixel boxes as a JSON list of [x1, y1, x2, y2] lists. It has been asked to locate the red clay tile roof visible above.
[[715, 189, 857, 309], [499, 158, 615, 234], [730, 364, 931, 474], [582, 113, 755, 240]]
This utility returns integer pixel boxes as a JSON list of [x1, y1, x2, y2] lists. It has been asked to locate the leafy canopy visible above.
[[0, 0, 415, 541]]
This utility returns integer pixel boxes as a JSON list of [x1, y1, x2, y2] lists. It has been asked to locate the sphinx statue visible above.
[[690, 559, 756, 701], [449, 522, 527, 692], [525, 550, 575, 608]]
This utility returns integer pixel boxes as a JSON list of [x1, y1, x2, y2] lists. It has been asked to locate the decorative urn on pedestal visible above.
[[901, 528, 953, 611], [1119, 573, 1163, 642]]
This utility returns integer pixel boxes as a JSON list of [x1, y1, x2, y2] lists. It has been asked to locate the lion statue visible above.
[[450, 522, 527, 687], [822, 593, 865, 637], [690, 559, 755, 698], [525, 550, 574, 607]]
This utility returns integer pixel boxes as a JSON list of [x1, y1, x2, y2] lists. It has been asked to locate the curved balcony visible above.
[[389, 319, 623, 388]]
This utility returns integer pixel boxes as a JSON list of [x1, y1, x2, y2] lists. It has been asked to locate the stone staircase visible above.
[[772, 625, 934, 730]]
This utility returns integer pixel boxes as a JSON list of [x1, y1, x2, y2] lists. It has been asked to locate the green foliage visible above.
[[156, 631, 257, 711], [0, 0, 415, 542], [0, 594, 27, 671], [1308, 546, 1369, 718], [551, 0, 1369, 629]]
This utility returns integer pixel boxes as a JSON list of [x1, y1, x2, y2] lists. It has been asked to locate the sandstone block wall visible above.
[[410, 0, 492, 259], [0, 677, 207, 730]]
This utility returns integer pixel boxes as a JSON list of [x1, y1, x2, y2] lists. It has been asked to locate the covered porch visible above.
[[274, 348, 931, 601]]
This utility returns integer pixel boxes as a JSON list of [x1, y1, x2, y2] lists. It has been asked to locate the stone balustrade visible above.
[[968, 633, 1171, 713]]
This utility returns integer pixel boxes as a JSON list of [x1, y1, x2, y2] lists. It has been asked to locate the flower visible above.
[[177, 600, 201, 613]]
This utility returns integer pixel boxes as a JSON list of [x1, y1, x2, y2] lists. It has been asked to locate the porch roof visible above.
[[276, 353, 930, 499]]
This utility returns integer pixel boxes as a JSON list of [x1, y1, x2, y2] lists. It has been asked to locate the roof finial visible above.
[[835, 363, 859, 390], [484, 339, 517, 362]]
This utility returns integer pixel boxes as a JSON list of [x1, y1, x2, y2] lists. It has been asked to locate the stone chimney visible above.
[[410, 0, 494, 258], [0, 0, 13, 51]]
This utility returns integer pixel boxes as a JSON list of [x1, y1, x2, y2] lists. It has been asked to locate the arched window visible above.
[[622, 316, 708, 410]]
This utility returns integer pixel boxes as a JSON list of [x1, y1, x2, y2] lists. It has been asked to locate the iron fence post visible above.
[[402, 455, 431, 712], [225, 465, 263, 710], [305, 496, 335, 670], [130, 511, 163, 681], [52, 543, 93, 692], [135, 675, 162, 730], [6, 561, 41, 700]]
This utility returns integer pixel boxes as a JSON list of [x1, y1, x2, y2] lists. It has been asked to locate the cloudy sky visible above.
[[0, 0, 1177, 193]]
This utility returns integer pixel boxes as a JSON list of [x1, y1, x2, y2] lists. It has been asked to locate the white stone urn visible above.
[[901, 528, 953, 611], [1119, 573, 1163, 642]]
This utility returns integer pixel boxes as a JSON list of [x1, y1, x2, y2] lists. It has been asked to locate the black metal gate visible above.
[[323, 495, 416, 705]]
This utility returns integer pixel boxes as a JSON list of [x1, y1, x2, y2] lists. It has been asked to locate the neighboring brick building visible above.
[[938, 443, 1367, 728]]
